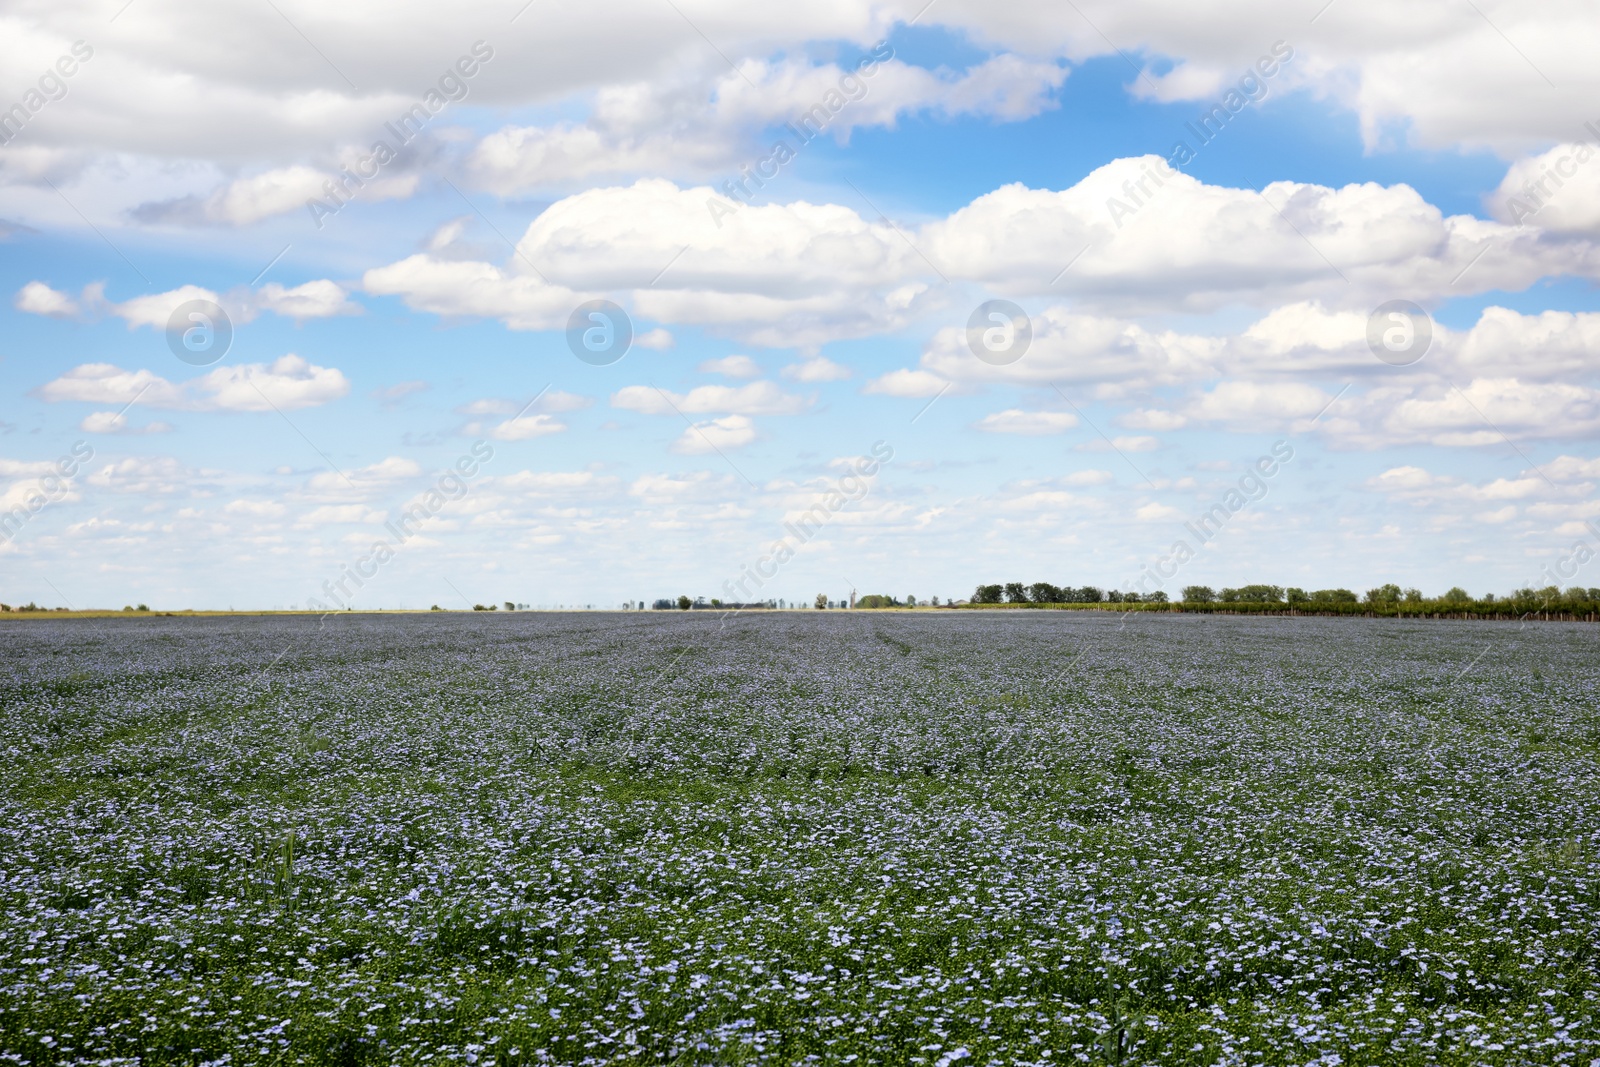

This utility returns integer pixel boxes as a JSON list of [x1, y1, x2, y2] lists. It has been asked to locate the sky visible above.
[[2, 0, 1599, 610]]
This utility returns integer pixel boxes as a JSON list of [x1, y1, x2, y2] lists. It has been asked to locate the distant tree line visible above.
[[966, 581, 1600, 620], [972, 583, 1169, 604]]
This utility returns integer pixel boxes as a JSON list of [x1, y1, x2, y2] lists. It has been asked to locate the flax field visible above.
[[3, 612, 1598, 1065]]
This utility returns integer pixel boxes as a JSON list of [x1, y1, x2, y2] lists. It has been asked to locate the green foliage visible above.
[[956, 581, 1600, 619]]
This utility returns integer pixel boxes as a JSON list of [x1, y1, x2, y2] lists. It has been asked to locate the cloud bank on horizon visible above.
[[3, 0, 1598, 608]]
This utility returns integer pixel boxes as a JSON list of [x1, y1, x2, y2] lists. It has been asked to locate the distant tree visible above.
[[1219, 588, 1240, 603], [1363, 584, 1402, 607], [430, 605, 442, 611], [1105, 590, 1123, 603], [1182, 585, 1216, 603], [710, 598, 722, 608], [1028, 582, 1062, 603], [122, 605, 134, 612], [678, 595, 692, 610], [814, 593, 828, 609], [137, 604, 149, 612], [1236, 584, 1284, 603], [1440, 587, 1472, 606], [1003, 582, 1028, 603], [931, 596, 940, 606], [1147, 590, 1169, 603], [1286, 588, 1309, 605], [973, 584, 1003, 604], [503, 601, 515, 612], [1402, 587, 1424, 603], [906, 594, 918, 607], [1310, 589, 1358, 605]]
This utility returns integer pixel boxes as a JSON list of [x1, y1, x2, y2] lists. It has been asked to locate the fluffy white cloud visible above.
[[306, 457, 422, 493], [919, 305, 1221, 390], [253, 280, 362, 321], [225, 499, 288, 517], [1379, 379, 1600, 446], [919, 157, 1597, 311], [972, 409, 1078, 435], [1490, 143, 1600, 235], [612, 381, 806, 416], [1184, 381, 1339, 430], [14, 280, 359, 325], [863, 369, 949, 398], [375, 181, 929, 343], [359, 166, 1600, 347], [1075, 435, 1159, 453], [466, 54, 1066, 193], [488, 414, 567, 441], [79, 411, 172, 435], [14, 280, 77, 317], [459, 391, 591, 416], [699, 355, 761, 378], [38, 355, 350, 412], [782, 356, 851, 382], [85, 456, 202, 495], [134, 163, 418, 227], [302, 504, 387, 525], [5, 1, 1593, 183], [672, 414, 757, 454], [361, 254, 582, 330], [493, 471, 600, 494]]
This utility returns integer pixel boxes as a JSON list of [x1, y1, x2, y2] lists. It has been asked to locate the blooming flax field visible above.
[[2, 612, 1598, 1065]]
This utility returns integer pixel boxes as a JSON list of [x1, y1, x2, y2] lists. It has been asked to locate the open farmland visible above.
[[2, 612, 1598, 1065]]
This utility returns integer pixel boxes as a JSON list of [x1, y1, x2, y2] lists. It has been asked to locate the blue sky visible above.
[[3, 1, 1598, 609]]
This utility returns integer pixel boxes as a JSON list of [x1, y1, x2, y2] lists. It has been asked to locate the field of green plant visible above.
[[3, 612, 1598, 1065]]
